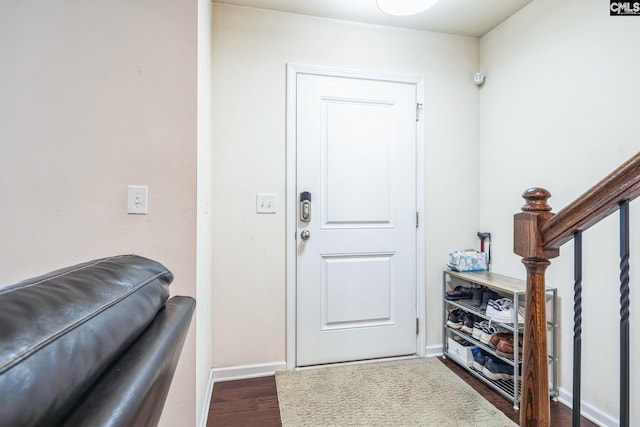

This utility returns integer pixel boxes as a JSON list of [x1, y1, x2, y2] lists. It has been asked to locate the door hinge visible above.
[[416, 103, 423, 122], [416, 318, 420, 335], [416, 212, 419, 228]]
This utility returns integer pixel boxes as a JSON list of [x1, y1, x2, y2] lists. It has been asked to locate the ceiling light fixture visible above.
[[376, 0, 438, 16]]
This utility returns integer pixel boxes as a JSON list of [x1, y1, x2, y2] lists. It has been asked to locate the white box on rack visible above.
[[448, 250, 487, 272], [447, 337, 477, 367]]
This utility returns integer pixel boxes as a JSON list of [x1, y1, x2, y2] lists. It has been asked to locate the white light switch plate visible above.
[[128, 185, 148, 214], [256, 193, 276, 214]]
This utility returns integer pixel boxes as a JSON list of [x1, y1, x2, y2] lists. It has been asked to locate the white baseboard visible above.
[[557, 387, 617, 427], [198, 369, 215, 427], [425, 344, 443, 357], [212, 361, 287, 382]]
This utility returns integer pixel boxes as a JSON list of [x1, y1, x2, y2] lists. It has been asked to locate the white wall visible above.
[[211, 4, 481, 368], [480, 0, 639, 425], [0, 1, 199, 425]]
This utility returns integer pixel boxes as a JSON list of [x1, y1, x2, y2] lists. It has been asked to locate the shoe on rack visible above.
[[496, 337, 524, 358], [486, 298, 524, 324], [482, 356, 514, 381], [489, 332, 516, 349], [472, 319, 500, 341], [470, 286, 484, 307], [472, 349, 488, 371], [445, 286, 474, 300], [446, 309, 465, 329], [461, 313, 479, 334], [479, 289, 499, 311], [474, 320, 497, 345], [472, 319, 484, 340]]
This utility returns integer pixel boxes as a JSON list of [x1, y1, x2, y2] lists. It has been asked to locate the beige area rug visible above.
[[276, 358, 517, 427]]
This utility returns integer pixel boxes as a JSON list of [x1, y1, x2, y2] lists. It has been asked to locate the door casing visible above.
[[285, 63, 426, 369]]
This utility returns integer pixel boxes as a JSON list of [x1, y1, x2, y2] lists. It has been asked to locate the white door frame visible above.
[[285, 63, 426, 370]]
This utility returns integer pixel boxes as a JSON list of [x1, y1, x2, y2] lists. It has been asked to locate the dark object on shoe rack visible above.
[[446, 309, 465, 329], [472, 349, 488, 371], [496, 339, 524, 358], [470, 287, 484, 307], [479, 288, 500, 311], [482, 356, 515, 381], [445, 285, 474, 300], [489, 332, 524, 358], [460, 313, 476, 334], [489, 332, 523, 348], [489, 332, 513, 348]]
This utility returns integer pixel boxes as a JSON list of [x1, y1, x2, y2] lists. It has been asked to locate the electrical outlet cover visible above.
[[127, 185, 148, 214], [256, 193, 276, 214]]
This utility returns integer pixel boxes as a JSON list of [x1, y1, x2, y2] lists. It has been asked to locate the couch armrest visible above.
[[61, 296, 196, 427], [0, 255, 173, 427]]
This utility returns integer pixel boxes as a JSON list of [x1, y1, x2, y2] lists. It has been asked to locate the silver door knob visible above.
[[300, 230, 311, 241]]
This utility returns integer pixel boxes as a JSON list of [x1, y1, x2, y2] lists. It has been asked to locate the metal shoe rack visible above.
[[442, 270, 558, 409]]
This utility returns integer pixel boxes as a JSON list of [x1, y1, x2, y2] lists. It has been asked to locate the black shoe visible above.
[[472, 349, 488, 371], [460, 313, 476, 334], [470, 286, 484, 307], [446, 286, 473, 300], [480, 289, 499, 311], [482, 356, 514, 381], [446, 309, 465, 329]]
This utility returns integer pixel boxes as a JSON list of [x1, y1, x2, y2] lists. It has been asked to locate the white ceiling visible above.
[[212, 0, 533, 37]]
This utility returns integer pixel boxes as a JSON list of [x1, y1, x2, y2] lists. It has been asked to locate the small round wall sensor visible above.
[[473, 72, 485, 86]]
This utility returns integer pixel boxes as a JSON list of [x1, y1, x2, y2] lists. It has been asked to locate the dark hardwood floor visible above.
[[438, 358, 597, 426], [208, 375, 282, 426], [207, 357, 597, 426]]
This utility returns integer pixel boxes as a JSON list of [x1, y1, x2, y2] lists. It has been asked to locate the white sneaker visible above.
[[472, 320, 487, 340], [478, 321, 497, 345], [485, 298, 524, 324]]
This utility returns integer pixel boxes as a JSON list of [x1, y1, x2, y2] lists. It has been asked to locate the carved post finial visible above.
[[522, 187, 552, 212], [515, 187, 556, 427]]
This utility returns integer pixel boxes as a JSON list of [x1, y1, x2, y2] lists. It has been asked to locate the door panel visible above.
[[296, 72, 417, 366], [323, 99, 392, 226], [322, 253, 395, 328]]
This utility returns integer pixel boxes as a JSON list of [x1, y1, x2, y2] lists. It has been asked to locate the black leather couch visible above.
[[0, 254, 196, 427]]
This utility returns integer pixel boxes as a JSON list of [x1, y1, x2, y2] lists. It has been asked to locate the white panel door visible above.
[[296, 72, 417, 366]]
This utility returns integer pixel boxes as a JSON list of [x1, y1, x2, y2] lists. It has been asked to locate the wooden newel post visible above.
[[514, 188, 559, 427]]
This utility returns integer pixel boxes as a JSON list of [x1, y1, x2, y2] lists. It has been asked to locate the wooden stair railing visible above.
[[514, 151, 640, 427]]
